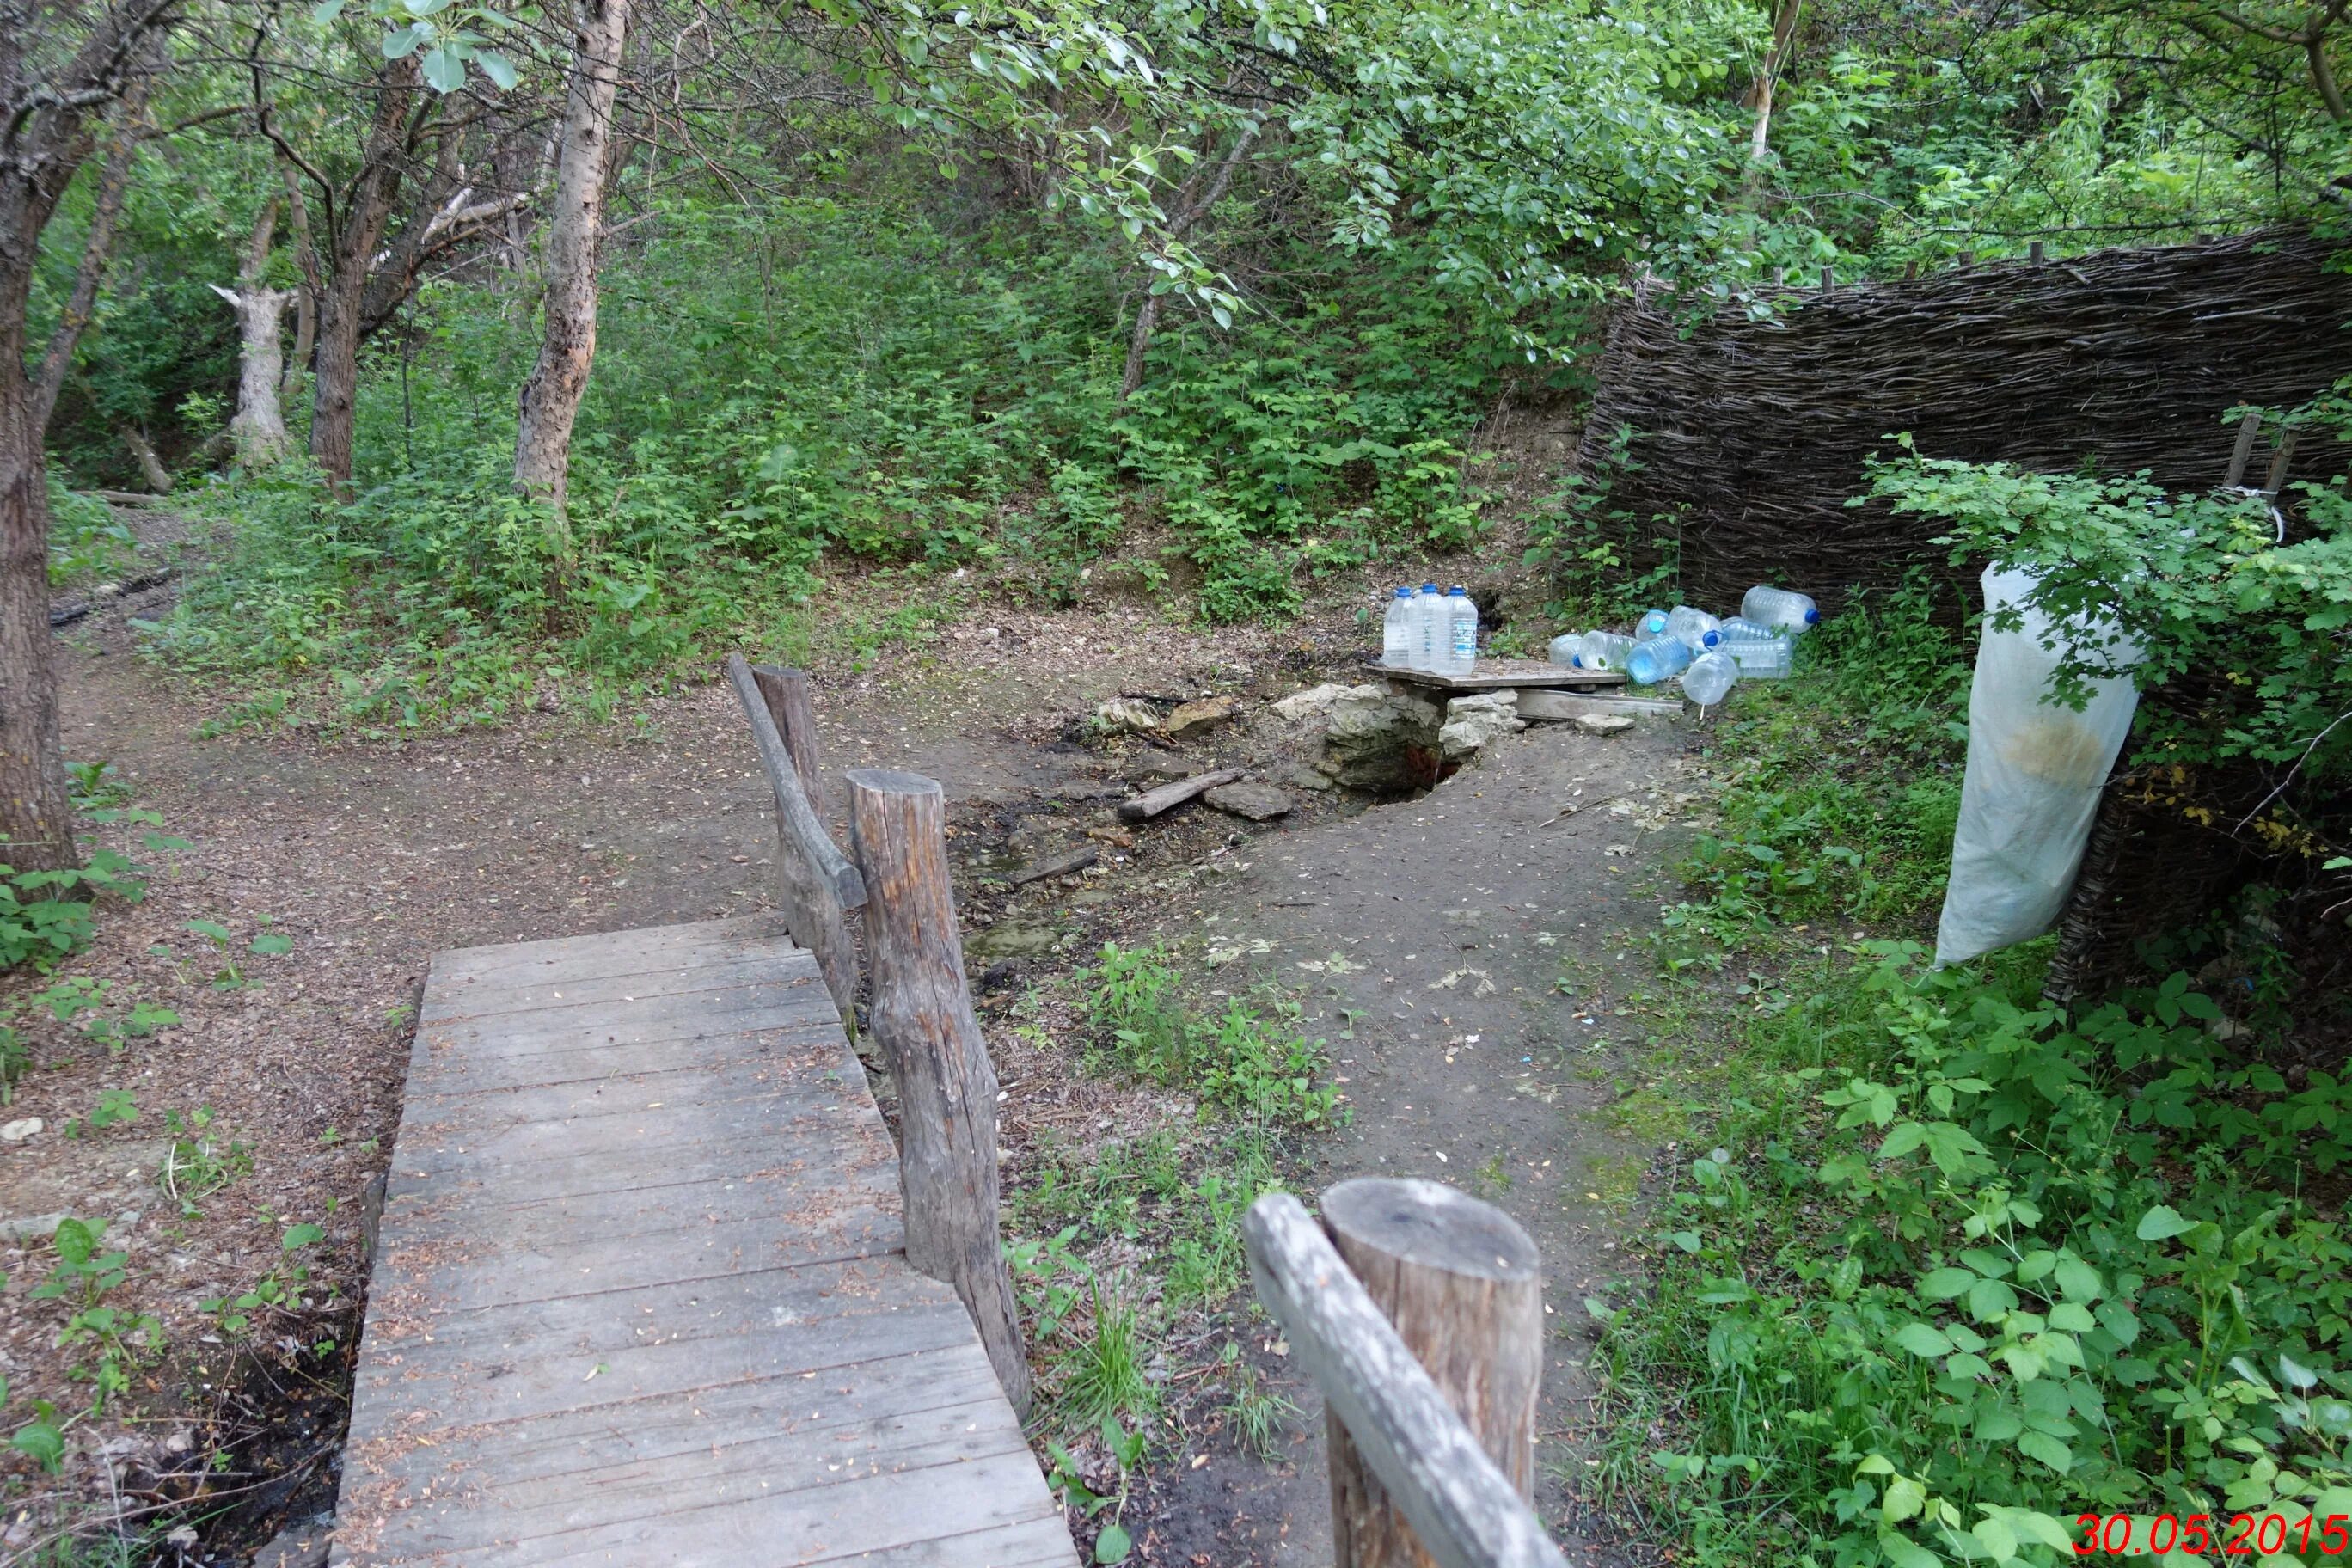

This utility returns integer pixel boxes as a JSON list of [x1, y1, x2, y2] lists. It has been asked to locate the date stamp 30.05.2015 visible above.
[[2073, 1512, 2350, 1556]]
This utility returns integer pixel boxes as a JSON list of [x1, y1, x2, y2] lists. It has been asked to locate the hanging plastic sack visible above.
[[1935, 564, 2143, 967]]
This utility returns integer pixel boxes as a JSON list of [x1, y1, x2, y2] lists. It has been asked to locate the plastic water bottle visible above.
[[1636, 607, 1672, 639], [1382, 587, 1416, 667], [1414, 582, 1443, 670], [1665, 606, 1724, 649], [1724, 635, 1793, 678], [1443, 586, 1478, 676], [1683, 650, 1739, 706], [1626, 634, 1693, 686], [1574, 631, 1636, 672], [1715, 616, 1779, 643], [1548, 632, 1583, 666], [1741, 585, 1821, 633]]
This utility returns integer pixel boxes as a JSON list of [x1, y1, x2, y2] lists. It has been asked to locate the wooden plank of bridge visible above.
[[330, 912, 1073, 1568]]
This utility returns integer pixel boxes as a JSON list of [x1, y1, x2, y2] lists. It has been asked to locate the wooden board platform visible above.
[[332, 914, 1074, 1568], [1367, 658, 1628, 693]]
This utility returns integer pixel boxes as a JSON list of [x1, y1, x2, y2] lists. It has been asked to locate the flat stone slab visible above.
[[1204, 781, 1297, 821]]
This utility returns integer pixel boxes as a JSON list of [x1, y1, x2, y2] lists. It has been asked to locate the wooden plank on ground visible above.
[[333, 916, 1072, 1568], [1369, 658, 1627, 693], [1117, 767, 1244, 822]]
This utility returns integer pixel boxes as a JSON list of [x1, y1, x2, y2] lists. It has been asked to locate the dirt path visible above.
[[4, 557, 1692, 1563]]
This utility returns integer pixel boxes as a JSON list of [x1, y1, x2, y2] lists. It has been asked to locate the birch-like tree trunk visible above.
[[211, 198, 294, 466], [513, 0, 634, 536], [1119, 122, 1257, 403]]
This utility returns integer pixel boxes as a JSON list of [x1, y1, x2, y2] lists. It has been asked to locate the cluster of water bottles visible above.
[[1550, 585, 1821, 707], [1380, 582, 1482, 676]]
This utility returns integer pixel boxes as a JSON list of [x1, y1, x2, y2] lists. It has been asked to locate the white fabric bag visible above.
[[1935, 565, 2143, 966]]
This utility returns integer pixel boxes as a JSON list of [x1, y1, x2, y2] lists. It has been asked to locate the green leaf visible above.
[[1883, 1475, 1926, 1523], [12, 1418, 64, 1472], [2047, 1302, 2096, 1333], [2016, 1430, 2072, 1473], [476, 49, 518, 89], [382, 22, 424, 58], [1918, 1266, 1973, 1300], [2052, 1254, 2102, 1302], [282, 1222, 325, 1251], [1973, 1515, 2019, 1565], [1877, 1532, 1939, 1568], [1892, 1323, 1952, 1357], [1093, 1523, 1132, 1564], [2136, 1204, 2196, 1240], [312, 0, 347, 21], [421, 45, 465, 92]]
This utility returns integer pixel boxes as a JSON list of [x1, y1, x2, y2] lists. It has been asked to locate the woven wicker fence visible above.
[[1574, 231, 2352, 1003], [1578, 230, 2352, 612]]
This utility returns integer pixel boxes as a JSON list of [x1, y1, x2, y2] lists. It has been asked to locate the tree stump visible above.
[[844, 768, 1032, 1412], [1322, 1178, 1543, 1568]]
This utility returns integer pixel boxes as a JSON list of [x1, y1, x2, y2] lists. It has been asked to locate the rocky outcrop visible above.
[[1439, 690, 1526, 760], [1319, 684, 1443, 791]]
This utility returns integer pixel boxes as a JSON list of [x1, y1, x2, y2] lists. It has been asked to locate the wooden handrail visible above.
[[1244, 1191, 1568, 1568], [725, 652, 863, 1016]]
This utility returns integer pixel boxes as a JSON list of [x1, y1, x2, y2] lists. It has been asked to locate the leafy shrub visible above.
[[1079, 942, 1344, 1128], [1600, 945, 2352, 1567]]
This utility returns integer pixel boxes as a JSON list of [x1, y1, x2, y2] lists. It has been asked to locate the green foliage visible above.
[[1059, 1276, 1160, 1429], [46, 481, 136, 586], [159, 1106, 254, 1216], [1864, 423, 2352, 785], [1218, 1342, 1301, 1462], [1078, 941, 1343, 1128], [1599, 945, 2352, 1567], [0, 849, 149, 974]]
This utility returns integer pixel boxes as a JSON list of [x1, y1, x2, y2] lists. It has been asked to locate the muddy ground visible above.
[[1, 519, 1704, 1565]]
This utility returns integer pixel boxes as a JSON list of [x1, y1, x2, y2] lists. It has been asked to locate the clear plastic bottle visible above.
[[1382, 587, 1416, 667], [1626, 634, 1694, 686], [1636, 607, 1672, 639], [1683, 650, 1739, 706], [1665, 605, 1724, 649], [1443, 586, 1479, 676], [1740, 585, 1821, 633], [1574, 631, 1636, 671], [1724, 635, 1793, 678], [1413, 582, 1443, 670], [1715, 616, 1779, 643]]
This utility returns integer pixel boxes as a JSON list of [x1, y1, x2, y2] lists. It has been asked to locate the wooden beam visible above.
[[845, 768, 1032, 1414], [726, 653, 863, 1018], [1515, 689, 1681, 721], [1117, 767, 1244, 822], [2224, 409, 2263, 487], [1243, 1192, 1568, 1568]]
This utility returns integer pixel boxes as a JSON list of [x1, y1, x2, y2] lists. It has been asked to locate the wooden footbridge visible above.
[[331, 659, 1070, 1566]]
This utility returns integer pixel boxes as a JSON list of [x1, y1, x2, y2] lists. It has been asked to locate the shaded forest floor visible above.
[[2, 505, 1707, 1566]]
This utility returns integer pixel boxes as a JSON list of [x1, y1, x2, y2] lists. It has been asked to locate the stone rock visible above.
[[1287, 765, 1338, 793], [1575, 713, 1637, 736], [1272, 682, 1355, 723], [1439, 690, 1527, 761], [1092, 698, 1161, 735], [0, 1117, 42, 1143], [1164, 694, 1240, 738], [1322, 685, 1443, 792], [252, 1515, 334, 1568], [1204, 781, 1296, 822]]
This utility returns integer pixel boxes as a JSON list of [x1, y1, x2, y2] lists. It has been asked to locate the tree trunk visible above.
[[279, 162, 322, 413], [1746, 0, 1803, 163], [309, 59, 420, 499], [211, 198, 294, 466], [0, 0, 178, 875], [119, 425, 173, 493], [513, 0, 634, 535], [1116, 121, 1257, 404], [31, 77, 148, 435]]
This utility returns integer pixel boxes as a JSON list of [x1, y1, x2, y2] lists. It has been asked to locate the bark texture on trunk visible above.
[[31, 78, 148, 434], [309, 59, 420, 499], [211, 198, 294, 466], [513, 0, 634, 531], [0, 1, 176, 873], [1746, 0, 1803, 163], [279, 162, 322, 413], [119, 424, 173, 493]]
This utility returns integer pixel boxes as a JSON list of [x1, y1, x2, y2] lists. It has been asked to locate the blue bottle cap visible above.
[[1422, 582, 1439, 592], [1449, 585, 1466, 595], [1804, 607, 1821, 623]]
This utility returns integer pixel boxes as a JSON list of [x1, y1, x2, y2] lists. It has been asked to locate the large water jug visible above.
[[1626, 634, 1694, 686], [1665, 606, 1724, 649], [1715, 616, 1779, 643], [1412, 583, 1442, 670], [1724, 634, 1793, 678], [1740, 585, 1820, 633], [1683, 650, 1739, 706], [1548, 632, 1583, 666], [1442, 587, 1478, 677], [1382, 587, 1415, 666], [1574, 631, 1636, 672], [1636, 607, 1672, 639]]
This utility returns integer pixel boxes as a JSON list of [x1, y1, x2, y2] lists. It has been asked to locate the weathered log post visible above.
[[1244, 1185, 1562, 1568], [725, 654, 863, 1020], [1322, 1179, 1543, 1568], [844, 767, 1032, 1412], [750, 662, 824, 815]]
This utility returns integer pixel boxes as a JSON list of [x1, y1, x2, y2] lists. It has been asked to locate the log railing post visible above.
[[726, 653, 864, 1019], [1244, 1186, 1563, 1568], [844, 768, 1032, 1413], [750, 663, 824, 817], [1324, 1179, 1543, 1568]]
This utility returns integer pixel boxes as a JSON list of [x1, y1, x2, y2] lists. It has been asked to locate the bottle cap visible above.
[[1805, 607, 1821, 623], [1448, 585, 1466, 595], [1422, 582, 1438, 591]]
